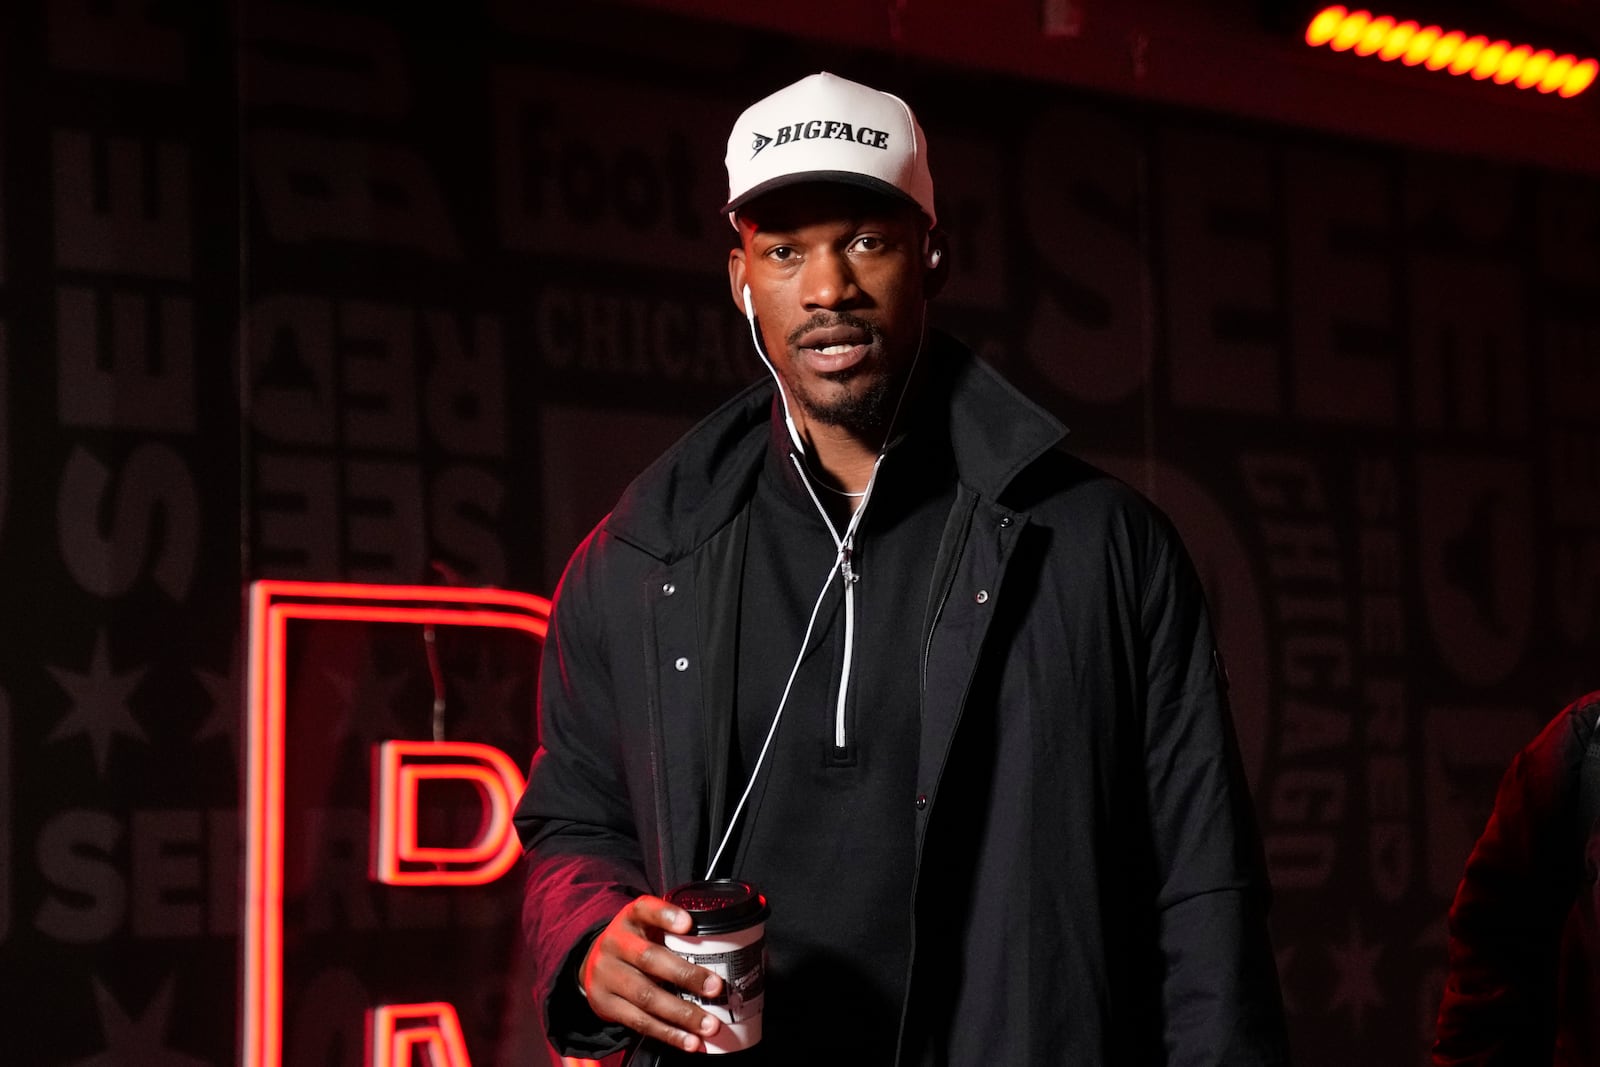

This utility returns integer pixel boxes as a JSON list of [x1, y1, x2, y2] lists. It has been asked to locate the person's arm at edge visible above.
[[514, 526, 651, 1058], [515, 526, 728, 1057], [1141, 527, 1290, 1067], [1430, 695, 1596, 1065]]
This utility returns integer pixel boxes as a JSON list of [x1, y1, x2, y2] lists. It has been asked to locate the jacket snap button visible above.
[[674, 657, 689, 671], [999, 516, 1012, 528], [915, 794, 928, 811], [975, 589, 990, 604], [662, 582, 676, 596]]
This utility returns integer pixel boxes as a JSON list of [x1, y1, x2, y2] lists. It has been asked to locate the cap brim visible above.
[[721, 170, 928, 221]]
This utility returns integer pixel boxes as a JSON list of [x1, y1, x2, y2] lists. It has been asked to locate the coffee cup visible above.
[[662, 879, 770, 1053]]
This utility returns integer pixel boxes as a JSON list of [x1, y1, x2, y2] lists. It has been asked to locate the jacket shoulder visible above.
[[1005, 447, 1182, 544], [601, 379, 772, 561], [1487, 691, 1600, 825], [1530, 690, 1600, 765], [1565, 690, 1600, 737]]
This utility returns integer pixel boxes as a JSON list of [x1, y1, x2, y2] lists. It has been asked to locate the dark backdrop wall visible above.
[[1, 0, 1596, 1064]]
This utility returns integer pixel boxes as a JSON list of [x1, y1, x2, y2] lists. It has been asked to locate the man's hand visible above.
[[581, 895, 725, 1053]]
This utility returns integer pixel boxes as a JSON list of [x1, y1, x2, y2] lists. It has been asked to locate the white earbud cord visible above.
[[705, 283, 926, 880], [703, 534, 841, 880], [791, 450, 881, 749]]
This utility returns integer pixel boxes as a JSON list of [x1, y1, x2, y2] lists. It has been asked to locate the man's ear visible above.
[[728, 246, 749, 316], [923, 229, 950, 299]]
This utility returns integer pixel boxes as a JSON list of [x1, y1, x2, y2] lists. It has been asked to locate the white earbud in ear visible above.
[[743, 285, 755, 322], [927, 248, 943, 268]]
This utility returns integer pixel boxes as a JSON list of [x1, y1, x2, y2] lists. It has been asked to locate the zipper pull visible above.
[[841, 544, 859, 583]]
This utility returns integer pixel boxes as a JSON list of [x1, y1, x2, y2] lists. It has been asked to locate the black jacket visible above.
[[1433, 690, 1600, 1065], [515, 334, 1289, 1065]]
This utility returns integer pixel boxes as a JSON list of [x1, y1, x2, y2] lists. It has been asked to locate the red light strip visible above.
[[244, 581, 551, 1067], [277, 602, 548, 636], [244, 587, 288, 1067], [252, 579, 555, 612], [1304, 6, 1598, 97]]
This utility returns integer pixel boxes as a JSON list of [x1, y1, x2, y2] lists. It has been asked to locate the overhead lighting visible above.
[[1304, 6, 1598, 98]]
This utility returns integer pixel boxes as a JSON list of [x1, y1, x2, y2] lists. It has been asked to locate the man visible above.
[[515, 71, 1288, 1065], [1433, 689, 1600, 1065]]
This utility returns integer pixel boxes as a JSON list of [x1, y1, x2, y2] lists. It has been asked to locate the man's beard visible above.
[[793, 370, 898, 438], [784, 311, 902, 438]]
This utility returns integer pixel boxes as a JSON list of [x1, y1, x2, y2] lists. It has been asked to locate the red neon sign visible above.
[[243, 580, 551, 1067], [369, 1002, 473, 1067], [372, 739, 527, 885]]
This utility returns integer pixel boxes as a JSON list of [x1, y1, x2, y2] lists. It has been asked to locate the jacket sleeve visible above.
[[1430, 697, 1594, 1066], [514, 528, 653, 1059], [1140, 531, 1290, 1066]]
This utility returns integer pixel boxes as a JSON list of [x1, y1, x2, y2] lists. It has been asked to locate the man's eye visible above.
[[852, 235, 884, 252], [767, 246, 795, 261]]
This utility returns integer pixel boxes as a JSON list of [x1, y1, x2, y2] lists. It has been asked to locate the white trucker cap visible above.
[[722, 71, 936, 227]]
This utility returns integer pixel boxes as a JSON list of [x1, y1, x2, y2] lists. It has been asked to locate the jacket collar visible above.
[[604, 330, 1068, 562]]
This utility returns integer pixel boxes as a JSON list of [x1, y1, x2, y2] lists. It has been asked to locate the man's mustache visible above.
[[786, 312, 882, 348]]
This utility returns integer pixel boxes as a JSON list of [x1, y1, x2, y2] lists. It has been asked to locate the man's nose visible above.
[[801, 250, 860, 309]]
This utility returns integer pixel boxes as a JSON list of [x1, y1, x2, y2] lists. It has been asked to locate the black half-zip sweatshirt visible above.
[[714, 406, 955, 1064]]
